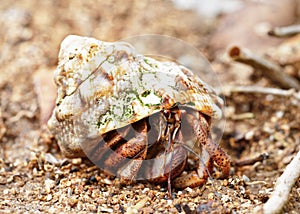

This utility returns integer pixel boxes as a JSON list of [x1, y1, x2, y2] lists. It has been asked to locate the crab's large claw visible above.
[[172, 146, 213, 189]]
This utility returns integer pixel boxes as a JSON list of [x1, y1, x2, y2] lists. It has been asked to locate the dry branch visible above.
[[263, 150, 300, 214], [229, 46, 300, 90], [0, 109, 6, 141], [268, 24, 300, 38], [221, 85, 300, 100], [235, 153, 269, 167]]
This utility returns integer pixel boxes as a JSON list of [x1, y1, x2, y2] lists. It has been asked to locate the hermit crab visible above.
[[48, 35, 230, 191]]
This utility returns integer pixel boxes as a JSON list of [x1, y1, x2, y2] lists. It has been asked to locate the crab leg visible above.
[[88, 125, 130, 165], [145, 144, 187, 184], [173, 111, 230, 189], [104, 119, 148, 179], [143, 110, 187, 185], [205, 137, 230, 178], [191, 111, 230, 177]]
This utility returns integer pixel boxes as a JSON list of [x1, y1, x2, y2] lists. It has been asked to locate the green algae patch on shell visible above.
[[47, 35, 223, 157]]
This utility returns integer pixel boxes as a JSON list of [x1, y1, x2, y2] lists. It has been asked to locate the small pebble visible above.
[[174, 204, 181, 212], [242, 175, 250, 183], [275, 110, 284, 118], [102, 178, 112, 185], [185, 187, 193, 193], [67, 187, 73, 197], [221, 194, 231, 203], [167, 200, 173, 205], [89, 175, 97, 183], [71, 158, 82, 165], [160, 187, 166, 192], [245, 130, 255, 140], [70, 166, 79, 173], [46, 194, 52, 201], [45, 179, 56, 193], [44, 153, 60, 166], [182, 204, 192, 214], [141, 188, 150, 194]]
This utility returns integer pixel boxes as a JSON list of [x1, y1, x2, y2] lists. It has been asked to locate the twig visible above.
[[229, 46, 300, 90], [235, 153, 269, 167], [0, 109, 6, 141], [230, 112, 254, 120], [245, 180, 267, 186], [268, 24, 300, 38], [6, 110, 35, 124], [263, 150, 300, 214], [220, 85, 300, 100]]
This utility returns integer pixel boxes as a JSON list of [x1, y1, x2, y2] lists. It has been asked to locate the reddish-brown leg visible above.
[[144, 144, 187, 184], [190, 110, 230, 177], [104, 119, 148, 180], [173, 110, 230, 189], [142, 109, 187, 197], [87, 125, 130, 166]]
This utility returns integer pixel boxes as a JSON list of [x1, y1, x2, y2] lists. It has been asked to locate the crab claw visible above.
[[172, 147, 213, 189]]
